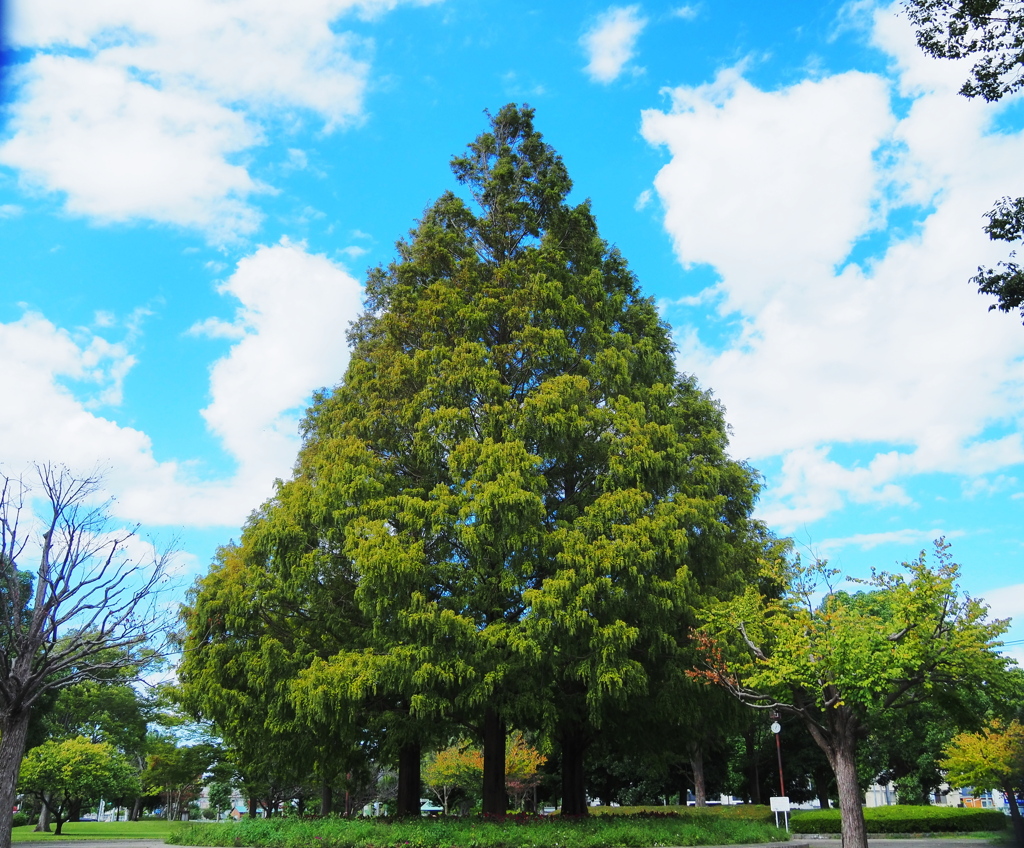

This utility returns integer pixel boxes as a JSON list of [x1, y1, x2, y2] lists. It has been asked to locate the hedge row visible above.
[[168, 810, 787, 848], [588, 805, 773, 822], [792, 805, 1007, 833]]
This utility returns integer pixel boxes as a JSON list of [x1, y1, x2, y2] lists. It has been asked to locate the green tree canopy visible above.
[[18, 737, 138, 834], [942, 719, 1024, 844], [695, 540, 1010, 848], [176, 543, 353, 817]]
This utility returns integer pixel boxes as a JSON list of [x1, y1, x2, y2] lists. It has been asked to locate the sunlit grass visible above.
[[12, 820, 175, 841]]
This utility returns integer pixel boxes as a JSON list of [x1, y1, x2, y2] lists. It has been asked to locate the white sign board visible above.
[[769, 796, 791, 812]]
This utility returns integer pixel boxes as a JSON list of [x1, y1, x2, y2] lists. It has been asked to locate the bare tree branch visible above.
[[0, 464, 173, 848]]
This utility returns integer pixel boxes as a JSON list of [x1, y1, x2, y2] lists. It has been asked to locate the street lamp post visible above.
[[770, 711, 785, 797], [769, 711, 790, 832]]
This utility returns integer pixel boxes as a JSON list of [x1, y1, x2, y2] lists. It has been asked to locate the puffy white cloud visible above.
[[191, 238, 363, 488], [581, 5, 648, 84], [1, 56, 262, 239], [0, 0, 434, 239], [641, 8, 1024, 530], [0, 242, 363, 529], [642, 68, 896, 304]]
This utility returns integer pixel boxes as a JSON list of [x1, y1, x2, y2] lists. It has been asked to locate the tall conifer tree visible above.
[[292, 104, 759, 813], [182, 104, 761, 815]]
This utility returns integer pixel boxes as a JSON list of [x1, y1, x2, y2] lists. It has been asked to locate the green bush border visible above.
[[168, 809, 787, 848], [791, 805, 1007, 834]]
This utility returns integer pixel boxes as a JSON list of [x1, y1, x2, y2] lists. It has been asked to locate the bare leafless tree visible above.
[[0, 465, 170, 848]]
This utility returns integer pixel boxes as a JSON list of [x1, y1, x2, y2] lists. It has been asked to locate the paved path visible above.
[[11, 839, 1005, 848], [12, 841, 168, 848], [790, 841, 1002, 848]]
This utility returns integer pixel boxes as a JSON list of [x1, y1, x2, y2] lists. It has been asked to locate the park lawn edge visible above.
[[11, 820, 175, 841]]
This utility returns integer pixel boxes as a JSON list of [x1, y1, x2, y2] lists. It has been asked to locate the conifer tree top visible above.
[[449, 104, 573, 263]]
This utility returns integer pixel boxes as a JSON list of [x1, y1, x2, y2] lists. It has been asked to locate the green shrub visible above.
[[588, 805, 773, 824], [791, 805, 1007, 834], [167, 810, 789, 848], [11, 812, 30, 828]]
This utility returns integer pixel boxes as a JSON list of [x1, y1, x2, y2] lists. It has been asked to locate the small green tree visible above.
[[142, 735, 218, 821], [18, 737, 138, 834], [942, 720, 1024, 846], [694, 540, 1010, 848], [206, 781, 234, 820]]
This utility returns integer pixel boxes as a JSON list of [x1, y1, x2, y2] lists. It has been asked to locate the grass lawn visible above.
[[12, 820, 175, 841]]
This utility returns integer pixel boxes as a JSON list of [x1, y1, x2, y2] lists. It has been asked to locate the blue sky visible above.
[[3, 0, 1024, 659]]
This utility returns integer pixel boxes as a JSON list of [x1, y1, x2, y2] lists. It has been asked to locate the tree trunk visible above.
[[34, 796, 52, 832], [558, 724, 589, 816], [130, 796, 142, 821], [396, 741, 422, 816], [831, 738, 868, 848], [813, 764, 831, 810], [320, 781, 333, 816], [1002, 784, 1024, 848], [691, 748, 707, 806], [481, 708, 507, 815], [743, 728, 761, 805], [0, 711, 32, 848]]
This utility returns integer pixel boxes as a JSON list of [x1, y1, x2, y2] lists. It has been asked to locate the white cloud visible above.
[[641, 8, 1024, 530], [819, 527, 959, 554], [0, 242, 363, 529], [0, 56, 263, 239], [981, 582, 1024, 623], [642, 68, 896, 304], [671, 5, 699, 21], [581, 5, 648, 84], [191, 238, 363, 491], [0, 0, 432, 239]]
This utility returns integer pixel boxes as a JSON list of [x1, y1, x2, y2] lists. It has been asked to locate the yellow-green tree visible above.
[[422, 742, 483, 815], [307, 103, 759, 814], [504, 731, 546, 810], [695, 540, 1010, 848], [18, 737, 138, 834], [942, 720, 1024, 846], [423, 733, 545, 814], [177, 543, 366, 817]]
